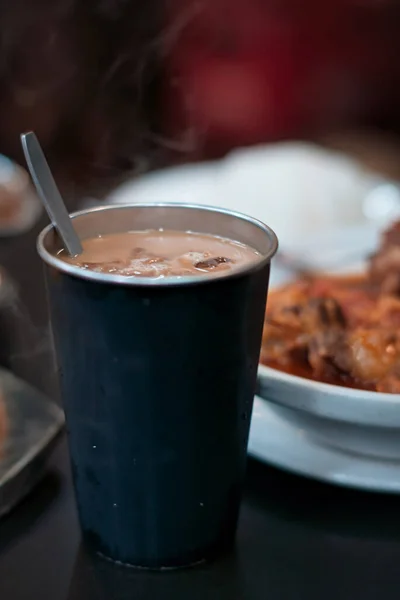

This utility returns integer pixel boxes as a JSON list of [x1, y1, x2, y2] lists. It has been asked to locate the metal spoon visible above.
[[20, 131, 83, 256]]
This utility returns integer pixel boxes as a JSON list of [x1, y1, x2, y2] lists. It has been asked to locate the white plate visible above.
[[107, 143, 379, 250], [249, 396, 400, 493], [269, 221, 381, 288]]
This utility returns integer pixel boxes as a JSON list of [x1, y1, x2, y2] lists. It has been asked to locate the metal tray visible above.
[[0, 369, 64, 517]]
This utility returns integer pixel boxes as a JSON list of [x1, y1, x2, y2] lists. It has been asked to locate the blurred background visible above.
[[1, 0, 400, 188]]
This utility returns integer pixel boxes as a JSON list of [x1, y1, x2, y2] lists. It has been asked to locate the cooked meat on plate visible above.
[[261, 221, 400, 393]]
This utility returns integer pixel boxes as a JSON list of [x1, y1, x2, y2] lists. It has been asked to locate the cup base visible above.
[[82, 528, 236, 571], [96, 550, 208, 571]]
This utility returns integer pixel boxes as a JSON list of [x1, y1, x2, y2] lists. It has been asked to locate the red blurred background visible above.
[[164, 0, 400, 158]]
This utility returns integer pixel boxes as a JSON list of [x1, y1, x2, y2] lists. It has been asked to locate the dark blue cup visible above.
[[37, 204, 278, 568]]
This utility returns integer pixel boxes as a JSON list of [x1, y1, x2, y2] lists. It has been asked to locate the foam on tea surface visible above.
[[58, 229, 260, 279]]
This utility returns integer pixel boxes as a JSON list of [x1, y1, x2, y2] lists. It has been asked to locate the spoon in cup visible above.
[[20, 131, 83, 257]]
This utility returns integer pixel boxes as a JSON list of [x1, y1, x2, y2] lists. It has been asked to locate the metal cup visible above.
[[37, 203, 278, 568]]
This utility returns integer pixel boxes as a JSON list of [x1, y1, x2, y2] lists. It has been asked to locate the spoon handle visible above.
[[21, 132, 83, 256]]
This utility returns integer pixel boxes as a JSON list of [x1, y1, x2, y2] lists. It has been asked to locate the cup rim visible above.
[[37, 202, 278, 287]]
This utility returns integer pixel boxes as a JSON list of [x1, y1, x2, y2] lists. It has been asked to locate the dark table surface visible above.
[[1, 211, 400, 600]]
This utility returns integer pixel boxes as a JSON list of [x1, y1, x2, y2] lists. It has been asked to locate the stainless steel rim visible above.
[[37, 202, 278, 287]]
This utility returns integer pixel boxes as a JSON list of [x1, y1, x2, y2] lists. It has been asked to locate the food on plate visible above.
[[261, 221, 400, 393], [369, 220, 400, 295]]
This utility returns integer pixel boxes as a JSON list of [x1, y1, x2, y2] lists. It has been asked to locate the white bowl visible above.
[[257, 364, 400, 460]]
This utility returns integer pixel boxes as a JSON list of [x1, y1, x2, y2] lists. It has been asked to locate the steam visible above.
[[0, 278, 55, 368], [91, 0, 206, 174], [0, 0, 208, 187]]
